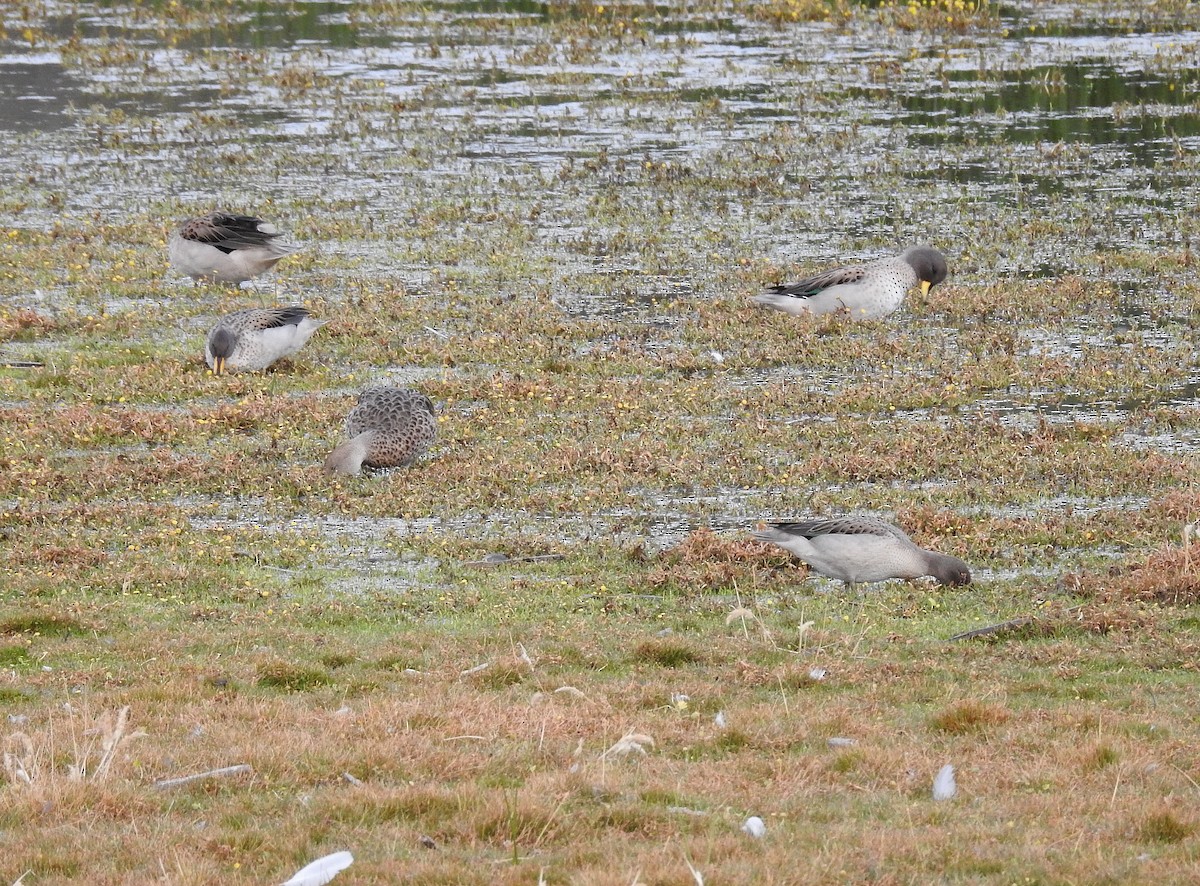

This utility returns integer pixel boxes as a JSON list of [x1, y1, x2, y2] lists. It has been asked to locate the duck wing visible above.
[[248, 305, 311, 330], [765, 264, 868, 299], [180, 213, 285, 252], [767, 517, 911, 543]]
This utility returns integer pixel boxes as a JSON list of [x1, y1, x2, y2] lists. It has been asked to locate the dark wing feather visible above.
[[256, 305, 310, 330], [181, 213, 282, 253], [768, 517, 909, 542], [766, 265, 867, 299]]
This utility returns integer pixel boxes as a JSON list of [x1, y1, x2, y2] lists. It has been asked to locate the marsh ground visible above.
[[2, 1, 1200, 883]]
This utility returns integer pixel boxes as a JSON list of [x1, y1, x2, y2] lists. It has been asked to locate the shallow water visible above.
[[2, 0, 1199, 561]]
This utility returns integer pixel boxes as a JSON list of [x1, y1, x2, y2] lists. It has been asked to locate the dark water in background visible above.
[[5, 5, 1198, 184]]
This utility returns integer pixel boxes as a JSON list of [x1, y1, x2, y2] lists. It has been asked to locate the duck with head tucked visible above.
[[205, 306, 326, 375], [753, 246, 948, 321], [325, 386, 438, 475], [753, 516, 971, 590], [170, 211, 301, 284]]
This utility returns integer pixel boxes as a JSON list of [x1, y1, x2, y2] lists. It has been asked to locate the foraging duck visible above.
[[753, 516, 971, 588], [169, 212, 301, 283], [753, 246, 948, 320], [324, 386, 437, 475], [205, 306, 326, 375]]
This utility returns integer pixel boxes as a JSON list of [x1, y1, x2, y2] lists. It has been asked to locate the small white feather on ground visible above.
[[933, 764, 957, 801], [741, 816, 766, 838], [601, 732, 655, 758], [280, 850, 354, 886]]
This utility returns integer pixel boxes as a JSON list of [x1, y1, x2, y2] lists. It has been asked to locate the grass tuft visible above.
[[929, 701, 1011, 736], [1071, 543, 1200, 606], [1139, 809, 1194, 844], [1081, 743, 1119, 772], [0, 644, 32, 667], [646, 528, 793, 592], [631, 639, 704, 667], [328, 786, 464, 826], [0, 687, 33, 704], [715, 729, 751, 751], [829, 750, 863, 774], [255, 662, 333, 692], [0, 613, 88, 637]]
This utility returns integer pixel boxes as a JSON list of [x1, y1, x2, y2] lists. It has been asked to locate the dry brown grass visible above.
[[644, 528, 796, 591], [1070, 541, 1200, 606], [7, 624, 1199, 884]]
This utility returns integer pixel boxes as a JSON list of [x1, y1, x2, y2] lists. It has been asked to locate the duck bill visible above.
[[920, 279, 933, 296]]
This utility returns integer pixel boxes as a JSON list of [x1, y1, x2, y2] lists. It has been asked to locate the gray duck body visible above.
[[324, 386, 437, 475], [753, 246, 948, 320], [753, 516, 971, 587]]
